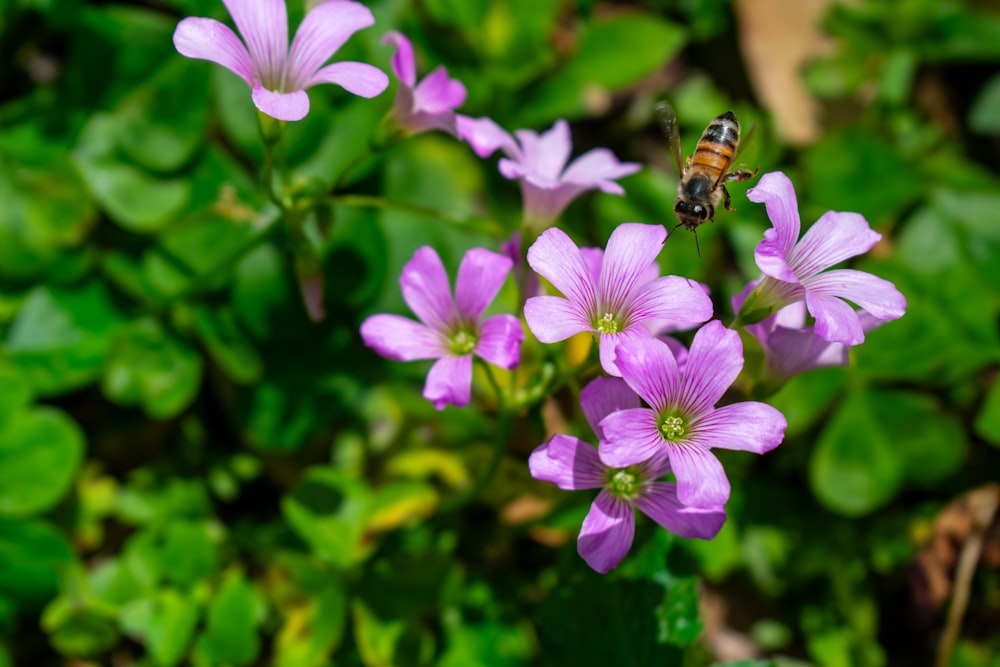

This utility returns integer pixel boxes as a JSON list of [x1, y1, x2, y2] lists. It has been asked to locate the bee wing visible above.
[[655, 100, 685, 175], [733, 116, 757, 165]]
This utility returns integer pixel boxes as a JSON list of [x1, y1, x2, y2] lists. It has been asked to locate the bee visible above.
[[658, 102, 759, 256]]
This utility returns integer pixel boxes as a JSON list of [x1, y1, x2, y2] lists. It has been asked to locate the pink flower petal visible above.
[[475, 314, 524, 370], [251, 82, 310, 121], [413, 66, 466, 113], [525, 227, 597, 310], [805, 292, 866, 345], [399, 247, 458, 333], [424, 354, 473, 409], [667, 444, 730, 508], [173, 17, 255, 86], [598, 325, 651, 378], [613, 337, 680, 413], [634, 483, 726, 540], [455, 248, 512, 320], [805, 269, 907, 322], [789, 211, 882, 278], [456, 115, 518, 159], [522, 296, 589, 343], [598, 407, 663, 469], [691, 402, 786, 454], [578, 490, 635, 574], [307, 61, 389, 97], [580, 376, 641, 438], [629, 275, 714, 329], [515, 120, 572, 184], [579, 247, 605, 286], [286, 0, 374, 88], [222, 0, 288, 85], [528, 434, 606, 490], [747, 171, 800, 258], [360, 314, 446, 361], [382, 30, 416, 87], [562, 148, 641, 189], [678, 321, 743, 416], [598, 223, 667, 312]]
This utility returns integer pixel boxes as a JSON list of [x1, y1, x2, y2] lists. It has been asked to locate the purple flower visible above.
[[529, 377, 726, 574], [744, 171, 906, 346], [360, 246, 524, 409], [732, 281, 886, 383], [523, 223, 713, 377], [599, 321, 787, 508], [456, 116, 641, 226], [381, 31, 466, 136], [173, 0, 389, 122]]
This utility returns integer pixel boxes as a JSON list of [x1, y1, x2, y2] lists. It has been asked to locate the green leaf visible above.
[[809, 389, 904, 516], [274, 579, 348, 667], [0, 517, 74, 606], [0, 407, 85, 517], [4, 281, 127, 395], [159, 521, 220, 588], [118, 58, 209, 173], [537, 570, 681, 665], [975, 375, 1000, 447], [801, 126, 923, 224], [422, 0, 490, 27], [281, 467, 374, 569], [194, 571, 262, 667], [0, 363, 33, 423], [72, 112, 190, 233], [969, 74, 1000, 134], [869, 389, 967, 487], [657, 575, 703, 646], [102, 318, 203, 419], [193, 306, 263, 385], [120, 589, 200, 667], [520, 12, 685, 123], [0, 122, 97, 281], [437, 621, 532, 667]]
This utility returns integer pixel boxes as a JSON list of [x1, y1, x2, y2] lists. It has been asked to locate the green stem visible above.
[[330, 194, 503, 235], [441, 362, 514, 513]]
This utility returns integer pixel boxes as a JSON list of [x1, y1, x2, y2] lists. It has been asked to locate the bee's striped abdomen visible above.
[[691, 111, 740, 182]]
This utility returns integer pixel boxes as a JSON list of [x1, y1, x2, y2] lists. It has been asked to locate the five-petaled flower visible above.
[[599, 322, 787, 508], [529, 377, 726, 574], [732, 281, 886, 386], [360, 246, 524, 410], [523, 223, 713, 377], [173, 0, 389, 122], [382, 31, 466, 137], [742, 171, 906, 346], [456, 116, 640, 227]]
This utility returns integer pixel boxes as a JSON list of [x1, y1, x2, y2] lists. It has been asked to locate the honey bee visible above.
[[657, 102, 758, 256]]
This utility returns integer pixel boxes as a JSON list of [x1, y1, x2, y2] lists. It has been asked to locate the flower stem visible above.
[[440, 361, 513, 513], [330, 194, 503, 235]]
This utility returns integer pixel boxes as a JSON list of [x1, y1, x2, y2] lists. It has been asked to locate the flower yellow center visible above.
[[596, 312, 620, 334], [660, 415, 685, 441], [450, 329, 477, 355], [608, 469, 639, 498]]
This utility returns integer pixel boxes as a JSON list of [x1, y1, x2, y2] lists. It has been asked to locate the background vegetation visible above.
[[1, 0, 999, 665]]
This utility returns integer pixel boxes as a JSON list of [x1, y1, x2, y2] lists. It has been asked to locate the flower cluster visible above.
[[173, 1, 906, 575]]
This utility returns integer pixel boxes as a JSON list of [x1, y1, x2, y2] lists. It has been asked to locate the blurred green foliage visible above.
[[2, 0, 1000, 666]]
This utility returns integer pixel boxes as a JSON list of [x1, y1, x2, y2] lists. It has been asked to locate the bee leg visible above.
[[721, 184, 733, 211], [723, 166, 759, 183]]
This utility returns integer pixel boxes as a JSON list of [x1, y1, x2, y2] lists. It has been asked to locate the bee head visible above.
[[674, 200, 713, 231]]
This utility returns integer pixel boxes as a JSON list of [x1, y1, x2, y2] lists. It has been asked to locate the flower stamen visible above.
[[660, 415, 685, 441], [608, 468, 640, 498], [450, 329, 477, 355], [596, 312, 620, 334]]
